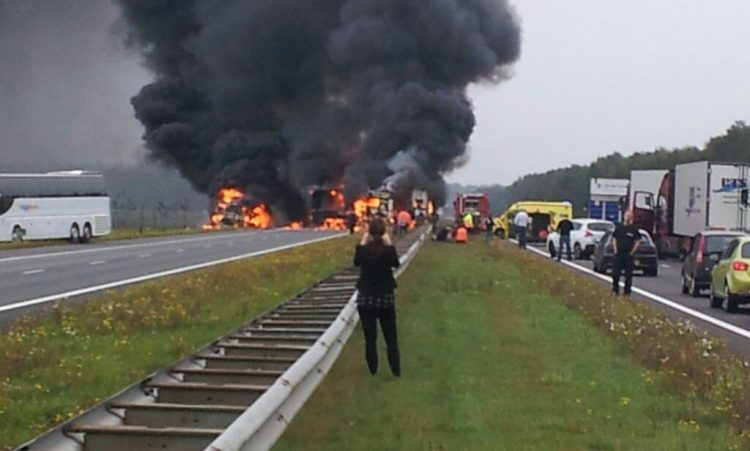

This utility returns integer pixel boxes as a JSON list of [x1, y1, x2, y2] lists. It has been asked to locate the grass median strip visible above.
[[0, 235, 353, 450], [275, 240, 746, 450]]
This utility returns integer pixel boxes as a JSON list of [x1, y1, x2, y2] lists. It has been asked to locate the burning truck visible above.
[[204, 188, 272, 230], [309, 187, 347, 229]]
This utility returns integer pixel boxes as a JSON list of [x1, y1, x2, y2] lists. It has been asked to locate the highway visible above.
[[527, 243, 750, 358], [0, 230, 343, 315]]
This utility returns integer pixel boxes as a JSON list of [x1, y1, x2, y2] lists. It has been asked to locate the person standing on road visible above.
[[556, 218, 574, 261], [354, 218, 401, 376], [514, 209, 529, 249], [612, 211, 640, 296], [483, 214, 494, 244], [346, 210, 357, 235]]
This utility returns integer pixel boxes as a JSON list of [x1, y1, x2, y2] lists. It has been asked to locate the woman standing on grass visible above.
[[354, 217, 401, 376]]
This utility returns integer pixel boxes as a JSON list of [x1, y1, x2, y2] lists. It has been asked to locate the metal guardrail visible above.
[[16, 227, 429, 451], [207, 229, 429, 451]]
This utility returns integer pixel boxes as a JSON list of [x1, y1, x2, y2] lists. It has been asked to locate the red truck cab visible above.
[[453, 193, 490, 229]]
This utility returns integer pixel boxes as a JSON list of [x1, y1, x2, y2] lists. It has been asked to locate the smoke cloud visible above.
[[115, 0, 521, 220]]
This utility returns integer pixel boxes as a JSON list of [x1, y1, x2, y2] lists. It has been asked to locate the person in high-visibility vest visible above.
[[455, 225, 468, 243], [397, 210, 412, 236], [463, 212, 474, 230]]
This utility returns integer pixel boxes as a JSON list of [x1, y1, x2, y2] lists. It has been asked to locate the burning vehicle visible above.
[[309, 187, 348, 229], [204, 188, 272, 230]]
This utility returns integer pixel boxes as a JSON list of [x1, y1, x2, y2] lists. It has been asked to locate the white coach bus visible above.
[[0, 171, 111, 243]]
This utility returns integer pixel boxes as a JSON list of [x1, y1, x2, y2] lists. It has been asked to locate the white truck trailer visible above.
[[673, 161, 750, 237]]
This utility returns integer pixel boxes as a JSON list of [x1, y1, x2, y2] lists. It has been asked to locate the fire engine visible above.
[[453, 193, 490, 229]]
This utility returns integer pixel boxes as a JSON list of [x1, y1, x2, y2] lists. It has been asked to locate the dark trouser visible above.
[[612, 253, 634, 294], [357, 304, 400, 376], [516, 225, 527, 249], [558, 235, 572, 261], [485, 228, 493, 244]]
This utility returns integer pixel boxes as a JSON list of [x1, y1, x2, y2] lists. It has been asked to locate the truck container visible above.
[[632, 161, 750, 257], [674, 161, 750, 235]]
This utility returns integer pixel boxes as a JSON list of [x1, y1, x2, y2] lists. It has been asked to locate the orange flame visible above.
[[243, 204, 272, 229], [321, 217, 347, 230]]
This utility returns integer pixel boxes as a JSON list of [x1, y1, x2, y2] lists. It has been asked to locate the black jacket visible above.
[[354, 245, 400, 296]]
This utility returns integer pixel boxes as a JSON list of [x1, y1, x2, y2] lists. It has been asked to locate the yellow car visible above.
[[709, 235, 750, 313]]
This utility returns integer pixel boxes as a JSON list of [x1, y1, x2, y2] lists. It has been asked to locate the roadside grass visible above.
[[0, 227, 204, 251], [499, 241, 750, 434], [275, 240, 746, 450], [0, 235, 353, 449]]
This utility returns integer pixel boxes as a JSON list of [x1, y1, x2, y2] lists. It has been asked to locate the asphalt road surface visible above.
[[527, 243, 750, 359], [0, 230, 342, 316]]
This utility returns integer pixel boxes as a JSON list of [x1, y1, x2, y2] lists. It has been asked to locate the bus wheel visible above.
[[81, 224, 93, 244], [69, 224, 80, 244], [12, 226, 23, 242]]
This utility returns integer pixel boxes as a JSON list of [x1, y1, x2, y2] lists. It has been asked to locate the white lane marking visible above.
[[89, 260, 106, 266], [176, 249, 184, 253], [518, 242, 750, 341], [0, 230, 274, 264], [0, 233, 346, 314], [22, 269, 45, 275], [661, 264, 670, 268], [139, 254, 151, 258]]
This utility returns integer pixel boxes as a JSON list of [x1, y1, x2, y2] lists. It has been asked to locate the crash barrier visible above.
[[17, 227, 429, 451], [207, 227, 428, 451]]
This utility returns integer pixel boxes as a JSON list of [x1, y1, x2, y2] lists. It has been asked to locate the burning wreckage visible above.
[[204, 185, 434, 232]]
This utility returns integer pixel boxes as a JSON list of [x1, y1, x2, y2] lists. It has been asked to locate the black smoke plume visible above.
[[115, 0, 521, 221]]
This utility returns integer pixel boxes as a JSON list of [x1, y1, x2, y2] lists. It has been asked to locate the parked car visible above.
[[681, 231, 745, 297], [547, 219, 615, 259], [709, 236, 750, 312], [592, 229, 659, 276]]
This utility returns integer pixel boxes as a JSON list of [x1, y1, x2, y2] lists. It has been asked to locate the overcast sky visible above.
[[1, 1, 749, 186], [454, 0, 750, 185], [0, 0, 149, 170]]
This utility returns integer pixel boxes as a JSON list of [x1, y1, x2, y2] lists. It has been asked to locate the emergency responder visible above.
[[463, 212, 474, 232], [397, 209, 411, 237], [455, 225, 468, 243]]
